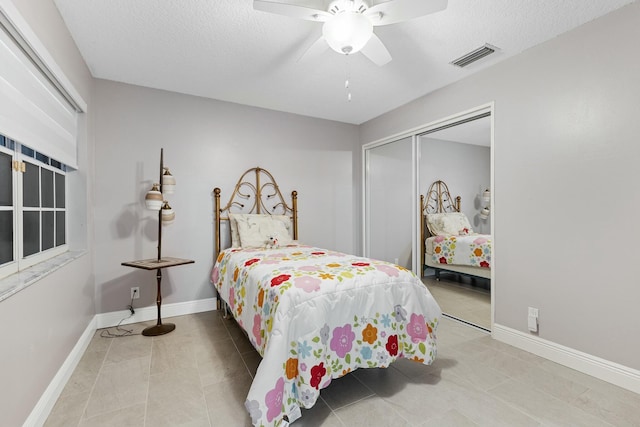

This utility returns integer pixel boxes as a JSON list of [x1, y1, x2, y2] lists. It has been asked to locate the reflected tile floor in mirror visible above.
[[45, 311, 640, 426], [423, 272, 491, 331]]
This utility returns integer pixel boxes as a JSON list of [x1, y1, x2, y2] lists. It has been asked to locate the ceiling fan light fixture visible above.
[[323, 12, 373, 55]]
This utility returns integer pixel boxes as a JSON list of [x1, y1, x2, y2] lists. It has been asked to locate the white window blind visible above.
[[0, 6, 82, 169]]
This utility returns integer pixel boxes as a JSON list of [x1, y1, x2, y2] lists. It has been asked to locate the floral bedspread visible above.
[[211, 245, 441, 426], [431, 234, 491, 268]]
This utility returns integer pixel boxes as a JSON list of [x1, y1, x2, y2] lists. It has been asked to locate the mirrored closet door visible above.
[[363, 106, 493, 331], [418, 114, 492, 331], [365, 136, 414, 270]]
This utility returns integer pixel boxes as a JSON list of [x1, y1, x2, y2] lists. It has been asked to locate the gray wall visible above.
[[93, 80, 360, 314], [0, 1, 95, 426], [361, 2, 640, 370]]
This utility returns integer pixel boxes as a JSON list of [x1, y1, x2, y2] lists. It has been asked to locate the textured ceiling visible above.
[[54, 0, 636, 124]]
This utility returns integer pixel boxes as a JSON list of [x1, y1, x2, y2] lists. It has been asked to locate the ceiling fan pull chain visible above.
[[345, 56, 352, 102]]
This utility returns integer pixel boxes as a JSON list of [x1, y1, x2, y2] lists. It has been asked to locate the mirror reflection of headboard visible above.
[[421, 180, 460, 215], [420, 180, 460, 275]]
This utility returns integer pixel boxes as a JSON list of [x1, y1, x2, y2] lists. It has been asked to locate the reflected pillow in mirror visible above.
[[427, 212, 473, 236]]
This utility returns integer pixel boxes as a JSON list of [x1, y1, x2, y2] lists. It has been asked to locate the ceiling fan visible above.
[[253, 0, 448, 66]]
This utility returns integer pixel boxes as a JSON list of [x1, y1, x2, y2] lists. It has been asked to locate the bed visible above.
[[421, 180, 492, 280], [210, 167, 442, 426]]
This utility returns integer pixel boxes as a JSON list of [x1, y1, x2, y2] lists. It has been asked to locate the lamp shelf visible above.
[[122, 148, 193, 336]]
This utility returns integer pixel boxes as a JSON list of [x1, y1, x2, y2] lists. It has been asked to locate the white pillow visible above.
[[228, 214, 242, 247], [426, 212, 473, 236], [233, 214, 293, 248], [270, 214, 293, 236], [229, 213, 293, 247]]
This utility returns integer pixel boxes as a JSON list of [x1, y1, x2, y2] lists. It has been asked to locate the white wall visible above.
[[93, 80, 360, 314], [0, 1, 95, 426], [361, 2, 640, 370]]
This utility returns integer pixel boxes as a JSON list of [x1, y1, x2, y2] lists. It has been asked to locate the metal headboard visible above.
[[213, 167, 298, 255], [421, 180, 461, 215], [420, 180, 461, 276]]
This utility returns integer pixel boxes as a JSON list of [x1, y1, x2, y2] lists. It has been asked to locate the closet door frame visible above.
[[362, 135, 417, 269]]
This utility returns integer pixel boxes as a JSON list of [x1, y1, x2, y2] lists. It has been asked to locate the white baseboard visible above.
[[23, 316, 97, 427], [493, 323, 640, 394], [26, 298, 217, 426], [95, 297, 217, 329]]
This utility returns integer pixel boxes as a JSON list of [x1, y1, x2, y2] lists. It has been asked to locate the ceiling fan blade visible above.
[[253, 0, 332, 22], [360, 33, 392, 66], [365, 0, 448, 26], [297, 36, 329, 62]]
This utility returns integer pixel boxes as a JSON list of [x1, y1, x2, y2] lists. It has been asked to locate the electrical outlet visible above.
[[131, 287, 140, 299], [528, 307, 538, 332]]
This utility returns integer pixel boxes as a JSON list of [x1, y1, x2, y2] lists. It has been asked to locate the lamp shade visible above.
[[162, 168, 176, 194], [480, 206, 490, 220], [144, 183, 163, 211], [482, 189, 491, 204], [161, 201, 175, 225], [323, 12, 373, 55]]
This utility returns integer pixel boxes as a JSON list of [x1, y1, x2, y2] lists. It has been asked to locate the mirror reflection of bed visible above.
[[418, 115, 491, 331], [420, 180, 491, 331]]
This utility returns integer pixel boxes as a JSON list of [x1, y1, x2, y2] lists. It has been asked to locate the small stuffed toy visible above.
[[266, 236, 279, 249]]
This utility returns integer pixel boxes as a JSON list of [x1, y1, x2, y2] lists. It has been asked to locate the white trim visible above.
[[362, 102, 494, 150], [95, 297, 217, 329], [23, 316, 97, 427], [24, 298, 218, 426], [493, 323, 640, 394], [0, 250, 86, 302], [489, 108, 495, 329]]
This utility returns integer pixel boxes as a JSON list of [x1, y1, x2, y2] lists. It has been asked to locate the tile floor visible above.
[[45, 310, 640, 426], [423, 273, 491, 331]]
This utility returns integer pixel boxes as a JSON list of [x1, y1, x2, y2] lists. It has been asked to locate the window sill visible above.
[[0, 250, 87, 302]]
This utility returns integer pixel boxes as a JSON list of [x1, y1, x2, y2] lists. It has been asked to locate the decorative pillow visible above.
[[458, 226, 471, 236], [233, 214, 293, 248], [426, 212, 473, 236]]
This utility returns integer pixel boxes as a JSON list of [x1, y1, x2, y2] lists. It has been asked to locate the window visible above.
[[0, 134, 68, 279], [0, 1, 86, 291], [0, 136, 14, 271]]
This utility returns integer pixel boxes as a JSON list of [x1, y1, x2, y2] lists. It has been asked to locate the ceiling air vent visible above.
[[450, 44, 499, 68]]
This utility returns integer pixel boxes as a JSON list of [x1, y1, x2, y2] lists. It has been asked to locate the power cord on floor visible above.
[[100, 292, 140, 338]]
